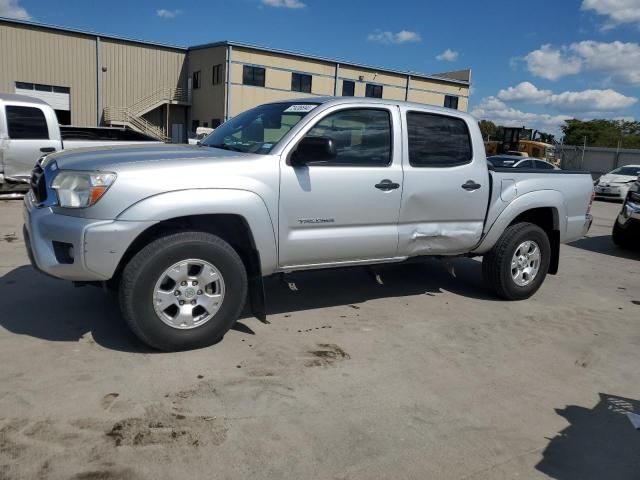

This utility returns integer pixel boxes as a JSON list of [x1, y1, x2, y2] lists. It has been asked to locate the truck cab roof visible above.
[[263, 96, 475, 122], [0, 92, 51, 107]]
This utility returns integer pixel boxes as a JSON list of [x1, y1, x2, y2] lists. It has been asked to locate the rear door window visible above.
[[6, 106, 49, 139], [407, 112, 472, 167]]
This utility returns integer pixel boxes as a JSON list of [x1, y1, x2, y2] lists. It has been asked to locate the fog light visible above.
[[52, 241, 74, 264]]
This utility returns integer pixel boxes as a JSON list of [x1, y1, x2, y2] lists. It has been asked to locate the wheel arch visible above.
[[109, 189, 276, 321], [474, 191, 565, 274]]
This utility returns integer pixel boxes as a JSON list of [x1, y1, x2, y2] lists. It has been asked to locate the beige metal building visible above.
[[0, 17, 471, 142]]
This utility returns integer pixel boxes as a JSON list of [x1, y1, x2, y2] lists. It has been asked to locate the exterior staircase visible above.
[[104, 87, 189, 141]]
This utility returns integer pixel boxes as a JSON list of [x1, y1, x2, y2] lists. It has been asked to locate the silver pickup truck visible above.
[[0, 93, 158, 195], [23, 97, 594, 351]]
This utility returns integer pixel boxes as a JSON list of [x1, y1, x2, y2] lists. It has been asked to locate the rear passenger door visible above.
[[397, 108, 490, 255]]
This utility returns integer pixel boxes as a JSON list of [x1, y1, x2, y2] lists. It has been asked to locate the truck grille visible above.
[[30, 163, 47, 204]]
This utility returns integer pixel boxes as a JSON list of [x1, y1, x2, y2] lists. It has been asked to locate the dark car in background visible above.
[[612, 175, 640, 249]]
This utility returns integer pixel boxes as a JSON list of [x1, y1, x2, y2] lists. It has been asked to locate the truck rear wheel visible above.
[[482, 222, 550, 300], [119, 232, 247, 351]]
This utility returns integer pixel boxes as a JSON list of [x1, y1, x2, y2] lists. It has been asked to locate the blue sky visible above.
[[2, 0, 639, 134]]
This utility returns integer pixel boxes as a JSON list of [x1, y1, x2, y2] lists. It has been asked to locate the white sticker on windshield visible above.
[[284, 104, 317, 113]]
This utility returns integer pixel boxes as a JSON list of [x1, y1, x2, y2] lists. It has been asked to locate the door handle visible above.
[[40, 147, 56, 153], [461, 180, 481, 191], [375, 179, 400, 191]]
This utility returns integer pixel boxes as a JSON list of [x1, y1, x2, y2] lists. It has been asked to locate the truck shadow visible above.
[[568, 235, 640, 260], [0, 258, 494, 352], [255, 258, 493, 318], [536, 393, 640, 480]]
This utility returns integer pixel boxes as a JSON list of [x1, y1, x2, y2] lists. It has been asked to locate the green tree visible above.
[[561, 119, 640, 148], [478, 120, 497, 141], [536, 132, 556, 144]]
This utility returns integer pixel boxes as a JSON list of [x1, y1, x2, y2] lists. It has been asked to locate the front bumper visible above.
[[616, 198, 640, 229], [594, 185, 628, 199], [23, 192, 154, 281]]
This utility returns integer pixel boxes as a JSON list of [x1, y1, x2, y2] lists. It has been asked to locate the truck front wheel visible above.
[[482, 222, 551, 300], [119, 232, 247, 351], [612, 221, 634, 248]]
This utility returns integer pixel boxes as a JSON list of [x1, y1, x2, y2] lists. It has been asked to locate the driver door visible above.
[[278, 104, 403, 268]]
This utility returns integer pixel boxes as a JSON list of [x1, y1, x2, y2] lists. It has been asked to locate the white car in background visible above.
[[187, 127, 214, 145], [594, 165, 640, 201]]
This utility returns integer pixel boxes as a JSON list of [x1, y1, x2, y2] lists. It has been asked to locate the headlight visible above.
[[51, 171, 116, 208]]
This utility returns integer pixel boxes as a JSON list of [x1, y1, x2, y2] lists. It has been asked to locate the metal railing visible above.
[[103, 87, 188, 141]]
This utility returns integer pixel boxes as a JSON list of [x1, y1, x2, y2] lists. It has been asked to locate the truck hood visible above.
[[45, 143, 245, 171], [45, 142, 281, 221]]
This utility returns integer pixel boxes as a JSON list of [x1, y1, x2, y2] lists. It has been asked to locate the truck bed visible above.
[[484, 167, 593, 246]]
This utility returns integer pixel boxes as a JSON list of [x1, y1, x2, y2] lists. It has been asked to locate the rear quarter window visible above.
[[6, 105, 49, 139], [407, 112, 472, 167]]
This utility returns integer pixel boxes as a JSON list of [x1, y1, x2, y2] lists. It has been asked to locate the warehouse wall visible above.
[[225, 46, 470, 116], [187, 46, 227, 129], [0, 21, 97, 126], [101, 38, 187, 112]]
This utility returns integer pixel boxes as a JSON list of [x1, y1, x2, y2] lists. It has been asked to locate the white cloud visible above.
[[524, 44, 582, 81], [471, 96, 572, 133], [524, 40, 640, 85], [496, 81, 637, 111], [261, 0, 306, 8], [436, 49, 459, 62], [572, 40, 640, 85], [367, 30, 422, 45], [581, 0, 640, 30], [497, 82, 552, 102], [0, 0, 31, 20], [550, 88, 637, 111], [156, 8, 181, 18]]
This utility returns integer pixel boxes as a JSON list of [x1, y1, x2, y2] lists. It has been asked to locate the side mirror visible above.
[[292, 136, 336, 165]]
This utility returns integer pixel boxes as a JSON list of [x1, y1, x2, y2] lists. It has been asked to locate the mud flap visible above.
[[548, 229, 560, 275], [247, 248, 269, 324]]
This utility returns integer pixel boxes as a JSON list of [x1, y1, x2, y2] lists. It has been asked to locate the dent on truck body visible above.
[[398, 221, 484, 255]]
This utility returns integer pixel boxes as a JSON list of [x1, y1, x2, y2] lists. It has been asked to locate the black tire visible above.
[[482, 222, 551, 300], [119, 231, 247, 351], [612, 221, 633, 248]]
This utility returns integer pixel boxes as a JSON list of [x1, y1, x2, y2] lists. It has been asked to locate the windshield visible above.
[[610, 166, 640, 176], [201, 102, 319, 154]]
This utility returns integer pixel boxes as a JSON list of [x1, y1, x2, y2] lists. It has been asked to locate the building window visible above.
[[342, 80, 355, 97], [291, 72, 312, 93], [407, 112, 472, 168], [304, 109, 391, 166], [15, 82, 70, 94], [243, 65, 266, 87], [192, 71, 201, 89], [211, 118, 222, 128], [191, 120, 200, 131], [6, 106, 49, 139], [444, 95, 459, 109], [212, 64, 222, 85], [365, 84, 383, 98]]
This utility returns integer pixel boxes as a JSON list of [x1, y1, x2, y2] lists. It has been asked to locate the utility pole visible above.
[[580, 135, 586, 168]]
